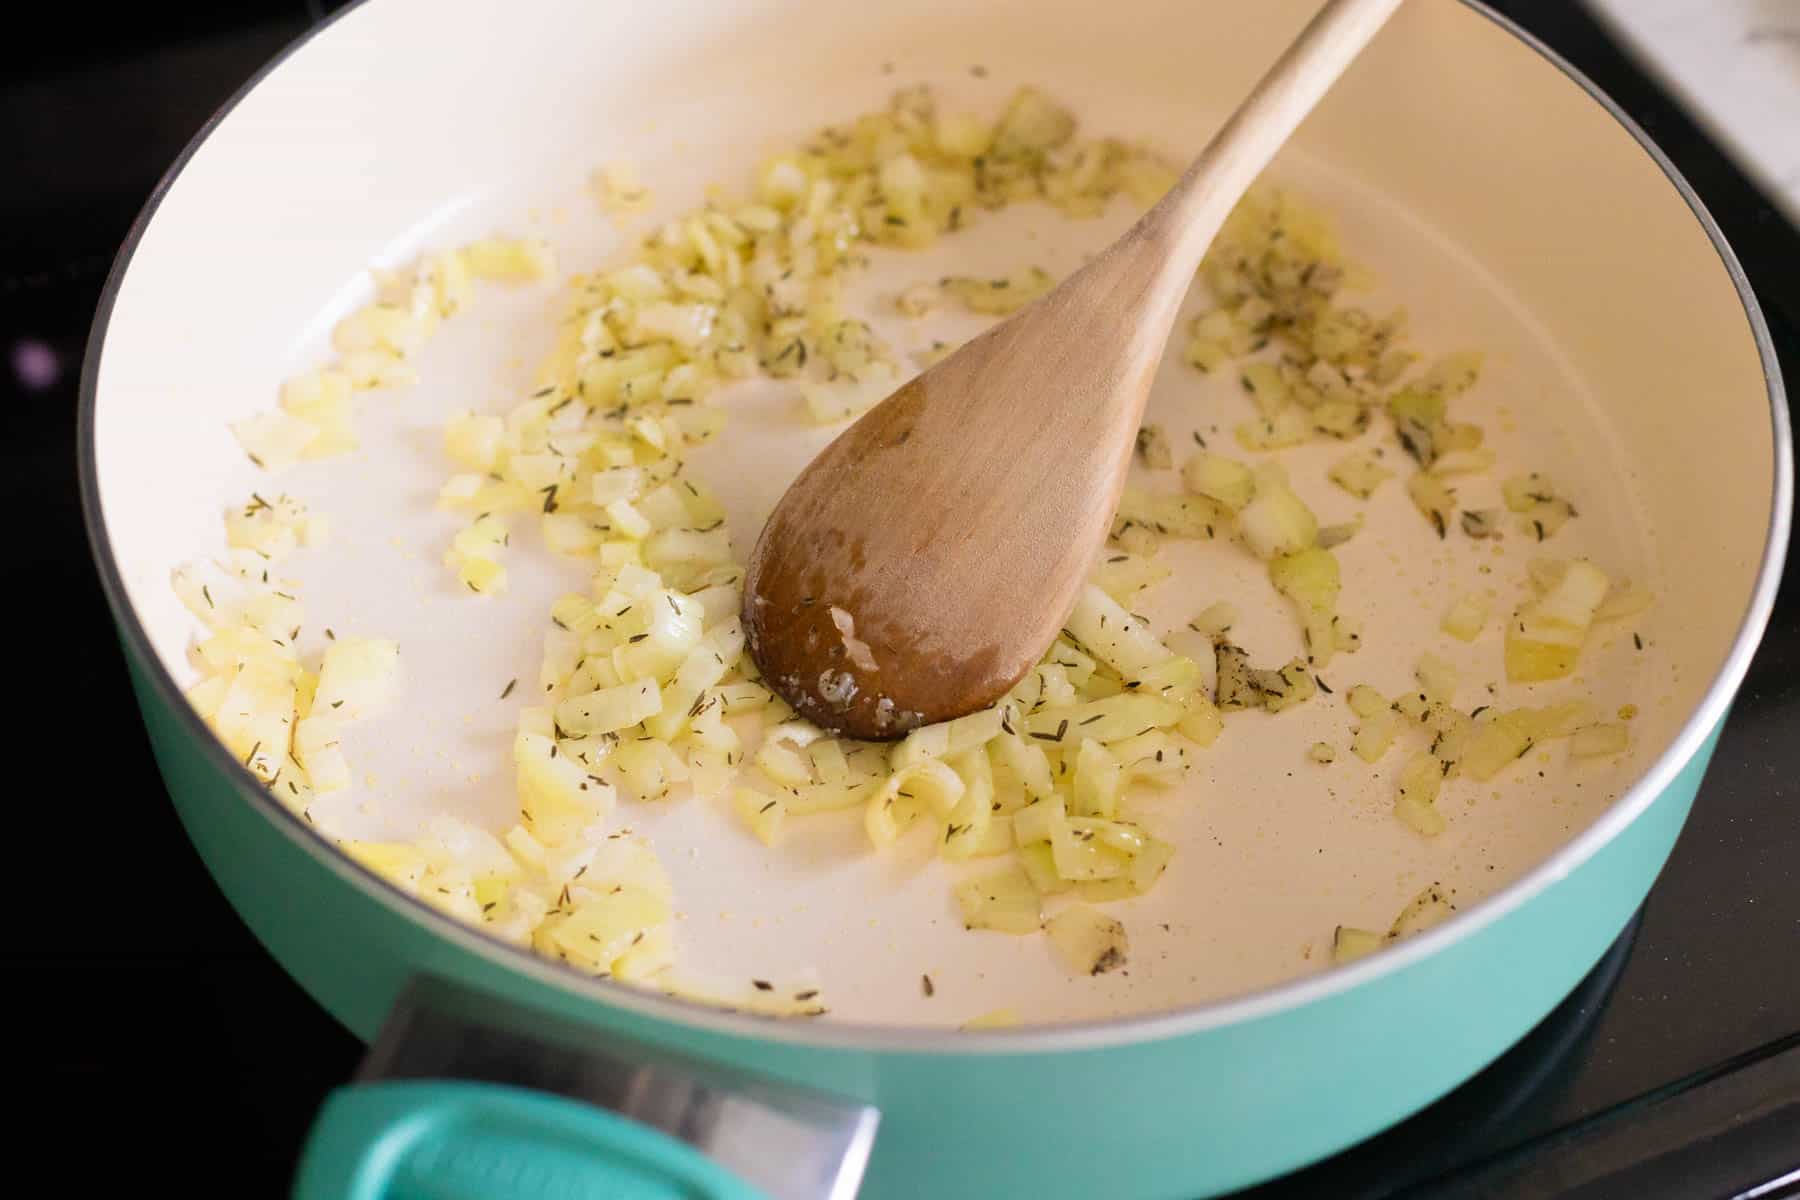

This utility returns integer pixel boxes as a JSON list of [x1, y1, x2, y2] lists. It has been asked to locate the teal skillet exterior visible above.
[[128, 638, 1715, 1199], [85, 4, 1789, 1197]]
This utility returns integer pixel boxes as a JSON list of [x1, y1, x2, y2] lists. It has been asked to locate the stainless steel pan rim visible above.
[[78, 0, 1793, 1055]]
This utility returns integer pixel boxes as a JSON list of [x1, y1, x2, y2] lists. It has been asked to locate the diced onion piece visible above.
[[444, 412, 505, 472], [1017, 842, 1067, 895], [427, 249, 472, 316], [1108, 731, 1188, 786], [541, 512, 603, 557], [338, 348, 419, 391], [1345, 684, 1385, 719], [954, 865, 1042, 934], [1184, 336, 1230, 374], [1269, 547, 1340, 665], [1328, 452, 1391, 499], [1074, 834, 1173, 902], [1220, 650, 1316, 715], [895, 281, 942, 316], [515, 731, 612, 846], [1189, 602, 1238, 638], [1308, 742, 1336, 764], [230, 410, 318, 472], [644, 618, 745, 740], [448, 514, 508, 563], [1309, 399, 1367, 440], [1332, 926, 1383, 964], [542, 887, 669, 975], [594, 160, 651, 213], [464, 236, 555, 282], [1176, 694, 1224, 748], [280, 369, 356, 458], [1442, 594, 1489, 642], [1011, 794, 1066, 847], [800, 361, 899, 426], [1045, 905, 1128, 975], [1239, 362, 1289, 416], [1350, 708, 1400, 763], [1406, 472, 1456, 539], [1070, 739, 1124, 818], [1430, 447, 1495, 477], [555, 679, 661, 737], [1394, 793, 1445, 837], [961, 1008, 1021, 1031], [459, 555, 507, 595], [1593, 581, 1652, 623], [1213, 644, 1257, 712], [1114, 488, 1226, 540], [890, 759, 966, 818], [865, 759, 964, 846], [313, 638, 400, 720], [1023, 694, 1182, 746], [992, 86, 1075, 157], [1537, 561, 1609, 627], [716, 680, 776, 715], [891, 705, 1009, 771], [989, 733, 1055, 802], [1091, 553, 1171, 604], [1046, 813, 1139, 881], [1182, 452, 1254, 511], [1106, 524, 1155, 561], [604, 498, 654, 540], [589, 467, 644, 507], [224, 493, 315, 561], [1570, 723, 1629, 759], [1234, 407, 1311, 452], [344, 842, 430, 893], [1415, 652, 1458, 705], [755, 739, 812, 788], [1394, 754, 1446, 836], [185, 674, 230, 721], [612, 924, 676, 982], [612, 738, 689, 801], [1238, 466, 1317, 560], [1529, 701, 1596, 740], [1502, 472, 1557, 513], [732, 788, 786, 845], [929, 109, 991, 158], [1063, 584, 1173, 679], [304, 744, 352, 794], [941, 748, 998, 861], [333, 302, 433, 358], [1460, 710, 1538, 781], [1389, 884, 1455, 938], [211, 659, 297, 782], [1519, 498, 1576, 542], [1506, 560, 1609, 683], [942, 267, 1054, 315]]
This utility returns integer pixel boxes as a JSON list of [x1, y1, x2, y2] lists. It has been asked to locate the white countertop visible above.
[[1583, 0, 1800, 222]]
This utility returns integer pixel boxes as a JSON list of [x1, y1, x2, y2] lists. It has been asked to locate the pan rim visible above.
[[78, 0, 1793, 1055]]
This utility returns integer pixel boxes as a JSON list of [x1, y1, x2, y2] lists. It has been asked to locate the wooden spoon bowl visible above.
[[745, 0, 1402, 739]]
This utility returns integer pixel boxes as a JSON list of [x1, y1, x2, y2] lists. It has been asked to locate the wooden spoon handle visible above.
[[1141, 0, 1404, 273]]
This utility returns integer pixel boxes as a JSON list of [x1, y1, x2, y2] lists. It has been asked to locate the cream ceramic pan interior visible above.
[[93, 0, 1779, 1028]]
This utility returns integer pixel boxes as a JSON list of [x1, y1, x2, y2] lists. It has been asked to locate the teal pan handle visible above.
[[288, 976, 879, 1200], [294, 1080, 769, 1200]]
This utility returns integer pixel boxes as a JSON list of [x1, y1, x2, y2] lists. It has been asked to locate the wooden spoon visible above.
[[743, 0, 1403, 739]]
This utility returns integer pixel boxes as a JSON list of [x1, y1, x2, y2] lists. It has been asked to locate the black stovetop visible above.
[[12, 2, 1799, 1193]]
